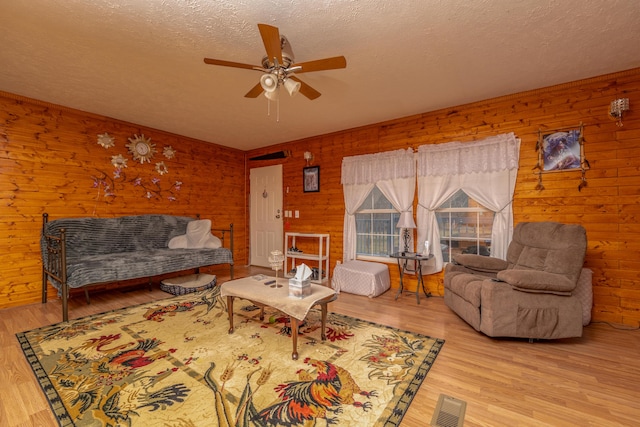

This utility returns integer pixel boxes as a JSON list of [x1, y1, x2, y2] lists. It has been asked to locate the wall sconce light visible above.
[[609, 98, 630, 127], [304, 151, 314, 166]]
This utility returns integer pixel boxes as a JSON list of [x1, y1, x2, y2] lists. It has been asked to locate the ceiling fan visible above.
[[204, 24, 346, 100]]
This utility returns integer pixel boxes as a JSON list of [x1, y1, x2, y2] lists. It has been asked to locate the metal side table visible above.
[[390, 252, 433, 304]]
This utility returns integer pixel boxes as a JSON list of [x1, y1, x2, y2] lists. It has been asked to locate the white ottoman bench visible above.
[[331, 260, 390, 298]]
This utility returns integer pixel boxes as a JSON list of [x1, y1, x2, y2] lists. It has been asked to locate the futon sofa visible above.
[[41, 213, 234, 321], [444, 222, 591, 340]]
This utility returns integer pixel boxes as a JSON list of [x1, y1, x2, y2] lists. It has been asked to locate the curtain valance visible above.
[[417, 132, 519, 176], [341, 148, 415, 185]]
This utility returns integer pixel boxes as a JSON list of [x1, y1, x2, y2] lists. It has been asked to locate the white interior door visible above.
[[250, 165, 283, 267]]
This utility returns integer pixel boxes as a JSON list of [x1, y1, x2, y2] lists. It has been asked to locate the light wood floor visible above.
[[1, 266, 639, 426]]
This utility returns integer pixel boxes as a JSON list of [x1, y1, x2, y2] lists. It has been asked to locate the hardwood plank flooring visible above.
[[1, 266, 638, 426]]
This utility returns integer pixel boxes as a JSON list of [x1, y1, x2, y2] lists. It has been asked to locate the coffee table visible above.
[[220, 276, 337, 360]]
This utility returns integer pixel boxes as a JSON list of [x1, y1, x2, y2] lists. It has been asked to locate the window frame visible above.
[[354, 188, 401, 263], [436, 194, 494, 263]]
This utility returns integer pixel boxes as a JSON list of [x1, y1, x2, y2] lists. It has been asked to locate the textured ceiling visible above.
[[1, 0, 639, 151]]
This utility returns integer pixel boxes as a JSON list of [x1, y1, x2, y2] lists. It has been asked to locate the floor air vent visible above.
[[431, 394, 467, 427]]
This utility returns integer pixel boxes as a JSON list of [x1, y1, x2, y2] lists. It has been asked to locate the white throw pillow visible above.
[[185, 219, 222, 249], [168, 234, 188, 249], [168, 219, 222, 249]]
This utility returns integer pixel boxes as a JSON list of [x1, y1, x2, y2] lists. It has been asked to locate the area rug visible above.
[[17, 286, 444, 426]]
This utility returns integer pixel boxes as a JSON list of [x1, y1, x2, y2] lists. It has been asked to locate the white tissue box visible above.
[[288, 278, 311, 298]]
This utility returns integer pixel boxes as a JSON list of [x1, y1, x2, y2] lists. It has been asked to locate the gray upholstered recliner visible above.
[[443, 222, 592, 339]]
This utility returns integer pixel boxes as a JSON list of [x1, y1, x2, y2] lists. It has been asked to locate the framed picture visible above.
[[534, 122, 590, 191], [303, 166, 320, 193], [540, 127, 583, 171]]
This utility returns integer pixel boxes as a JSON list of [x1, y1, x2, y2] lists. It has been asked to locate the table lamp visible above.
[[396, 212, 416, 253]]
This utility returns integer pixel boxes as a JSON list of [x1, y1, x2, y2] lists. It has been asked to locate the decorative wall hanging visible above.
[[126, 134, 157, 164], [303, 166, 320, 193], [97, 133, 115, 149], [92, 168, 182, 203], [155, 161, 169, 175], [534, 123, 590, 191], [92, 131, 182, 205], [111, 154, 128, 169], [163, 146, 176, 159]]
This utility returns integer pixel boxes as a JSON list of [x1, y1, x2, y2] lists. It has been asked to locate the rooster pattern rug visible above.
[[18, 286, 444, 426]]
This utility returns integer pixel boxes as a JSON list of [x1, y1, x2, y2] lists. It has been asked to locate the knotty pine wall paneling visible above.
[[0, 92, 246, 309], [247, 68, 640, 327]]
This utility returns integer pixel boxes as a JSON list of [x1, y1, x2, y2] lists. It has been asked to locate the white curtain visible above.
[[377, 176, 416, 252], [416, 133, 520, 273], [341, 149, 415, 262], [342, 183, 375, 262]]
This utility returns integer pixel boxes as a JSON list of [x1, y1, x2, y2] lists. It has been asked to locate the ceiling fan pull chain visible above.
[[265, 96, 280, 122]]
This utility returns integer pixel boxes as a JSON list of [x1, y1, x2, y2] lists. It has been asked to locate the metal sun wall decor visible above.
[[127, 134, 157, 164], [97, 133, 115, 149], [93, 132, 182, 203], [533, 122, 590, 191]]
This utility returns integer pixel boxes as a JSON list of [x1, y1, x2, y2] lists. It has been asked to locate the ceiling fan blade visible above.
[[244, 82, 264, 98], [290, 76, 321, 100], [204, 58, 258, 70], [292, 56, 347, 73], [258, 23, 283, 65]]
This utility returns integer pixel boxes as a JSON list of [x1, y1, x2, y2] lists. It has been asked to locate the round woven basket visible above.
[[160, 273, 217, 295]]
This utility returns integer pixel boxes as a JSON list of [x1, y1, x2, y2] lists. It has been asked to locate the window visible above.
[[436, 190, 494, 262], [355, 187, 401, 258]]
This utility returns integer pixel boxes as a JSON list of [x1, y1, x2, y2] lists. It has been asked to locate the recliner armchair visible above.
[[443, 222, 592, 339]]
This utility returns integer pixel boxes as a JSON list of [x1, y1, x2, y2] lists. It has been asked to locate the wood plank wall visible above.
[[246, 68, 640, 327], [2, 68, 639, 327], [0, 93, 246, 309]]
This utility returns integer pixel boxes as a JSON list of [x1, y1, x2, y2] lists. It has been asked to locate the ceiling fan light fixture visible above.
[[260, 74, 278, 92], [284, 78, 301, 96], [204, 23, 346, 103], [264, 89, 279, 101]]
